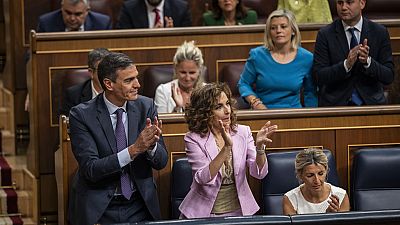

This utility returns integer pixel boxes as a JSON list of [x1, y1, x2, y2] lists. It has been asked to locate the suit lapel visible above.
[[360, 17, 369, 45], [127, 101, 139, 146], [203, 132, 219, 162], [231, 131, 244, 175], [137, 1, 150, 28], [96, 94, 117, 153], [163, 0, 172, 19], [80, 80, 92, 103], [335, 20, 349, 57], [202, 131, 245, 175]]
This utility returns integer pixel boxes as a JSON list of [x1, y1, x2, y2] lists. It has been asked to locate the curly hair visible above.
[[185, 83, 237, 136]]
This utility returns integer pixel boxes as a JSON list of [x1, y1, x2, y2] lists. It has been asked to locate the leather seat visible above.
[[350, 147, 400, 211], [219, 62, 250, 109], [170, 158, 193, 219], [142, 65, 208, 99], [261, 149, 339, 215], [89, 0, 124, 28], [242, 0, 277, 24]]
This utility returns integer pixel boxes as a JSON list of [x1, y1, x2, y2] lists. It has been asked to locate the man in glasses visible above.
[[37, 0, 112, 32]]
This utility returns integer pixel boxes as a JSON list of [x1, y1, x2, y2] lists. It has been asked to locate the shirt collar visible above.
[[65, 24, 85, 32], [90, 80, 100, 99], [103, 94, 127, 115], [342, 17, 363, 32], [145, 0, 165, 13]]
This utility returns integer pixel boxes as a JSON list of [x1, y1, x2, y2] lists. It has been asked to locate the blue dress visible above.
[[238, 46, 317, 108]]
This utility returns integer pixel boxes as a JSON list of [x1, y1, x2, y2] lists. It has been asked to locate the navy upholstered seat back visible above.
[[351, 148, 400, 211], [171, 158, 193, 219], [262, 149, 339, 215]]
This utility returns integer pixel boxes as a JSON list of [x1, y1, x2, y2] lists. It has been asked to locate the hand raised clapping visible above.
[[255, 121, 278, 149]]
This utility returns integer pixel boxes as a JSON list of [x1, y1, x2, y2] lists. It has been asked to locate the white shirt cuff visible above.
[[344, 60, 352, 73], [363, 56, 371, 68], [147, 143, 157, 157], [117, 148, 132, 168]]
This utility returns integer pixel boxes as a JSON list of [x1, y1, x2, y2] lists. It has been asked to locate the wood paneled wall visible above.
[[29, 23, 400, 223]]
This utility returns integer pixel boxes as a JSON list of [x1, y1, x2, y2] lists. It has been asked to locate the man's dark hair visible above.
[[97, 52, 134, 90], [88, 48, 110, 70]]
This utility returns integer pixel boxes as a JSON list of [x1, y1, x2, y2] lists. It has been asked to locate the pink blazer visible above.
[[179, 124, 268, 218]]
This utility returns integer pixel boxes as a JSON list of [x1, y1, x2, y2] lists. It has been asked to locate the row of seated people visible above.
[[57, 6, 395, 116], [56, 44, 399, 224], [36, 0, 400, 32]]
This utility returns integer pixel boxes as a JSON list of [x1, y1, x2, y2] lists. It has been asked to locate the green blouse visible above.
[[278, 0, 332, 24], [202, 10, 258, 26]]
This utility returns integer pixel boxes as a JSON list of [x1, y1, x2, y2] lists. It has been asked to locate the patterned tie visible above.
[[115, 108, 133, 200], [153, 8, 161, 27], [347, 27, 363, 106]]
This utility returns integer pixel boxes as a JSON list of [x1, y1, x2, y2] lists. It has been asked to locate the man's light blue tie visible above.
[[115, 108, 133, 200], [348, 27, 363, 106]]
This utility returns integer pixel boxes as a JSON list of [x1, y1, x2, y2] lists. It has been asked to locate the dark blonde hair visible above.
[[185, 83, 237, 136], [173, 41, 204, 90], [295, 148, 329, 182], [264, 9, 301, 51]]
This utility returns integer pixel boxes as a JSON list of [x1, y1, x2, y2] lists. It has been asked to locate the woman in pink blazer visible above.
[[179, 83, 278, 218]]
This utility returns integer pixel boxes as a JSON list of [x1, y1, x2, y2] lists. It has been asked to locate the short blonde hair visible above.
[[172, 41, 204, 89], [295, 148, 329, 182], [264, 9, 301, 51]]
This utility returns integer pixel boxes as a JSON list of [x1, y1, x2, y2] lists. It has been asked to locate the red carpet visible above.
[[0, 132, 23, 225]]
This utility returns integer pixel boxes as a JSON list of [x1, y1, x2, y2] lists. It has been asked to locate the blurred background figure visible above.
[[283, 148, 350, 215], [117, 0, 192, 29], [179, 83, 277, 218], [313, 0, 394, 106], [238, 9, 317, 109], [203, 0, 257, 26], [37, 0, 112, 32], [277, 0, 332, 24], [59, 48, 110, 116], [154, 41, 205, 113]]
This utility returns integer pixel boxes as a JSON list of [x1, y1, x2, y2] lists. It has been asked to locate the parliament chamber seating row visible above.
[[170, 148, 400, 219], [56, 140, 400, 224], [84, 0, 400, 29]]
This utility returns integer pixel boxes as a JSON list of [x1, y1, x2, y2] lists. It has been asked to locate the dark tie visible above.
[[348, 27, 359, 49], [115, 108, 133, 200], [347, 27, 363, 106], [153, 8, 161, 27]]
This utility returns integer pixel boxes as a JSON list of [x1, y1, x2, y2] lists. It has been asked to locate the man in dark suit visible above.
[[68, 52, 168, 224], [312, 0, 394, 106], [60, 48, 110, 116], [37, 0, 112, 32], [117, 0, 192, 29]]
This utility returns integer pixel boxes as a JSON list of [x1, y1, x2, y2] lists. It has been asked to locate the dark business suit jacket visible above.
[[59, 79, 92, 116], [117, 0, 192, 29], [312, 18, 394, 106], [68, 93, 168, 225], [36, 9, 112, 32]]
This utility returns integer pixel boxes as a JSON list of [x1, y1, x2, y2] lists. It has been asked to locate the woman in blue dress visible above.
[[238, 9, 317, 109]]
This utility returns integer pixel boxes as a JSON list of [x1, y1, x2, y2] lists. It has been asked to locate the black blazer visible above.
[[117, 0, 192, 29], [37, 9, 112, 32], [68, 93, 168, 225], [312, 18, 394, 106], [60, 79, 92, 116]]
